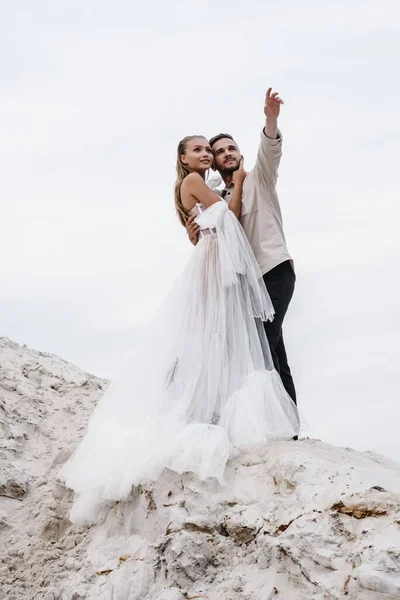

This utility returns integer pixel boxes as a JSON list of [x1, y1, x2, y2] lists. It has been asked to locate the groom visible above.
[[187, 88, 298, 415]]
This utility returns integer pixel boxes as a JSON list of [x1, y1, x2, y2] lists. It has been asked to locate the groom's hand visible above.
[[264, 87, 284, 139], [264, 87, 284, 119], [186, 214, 200, 246]]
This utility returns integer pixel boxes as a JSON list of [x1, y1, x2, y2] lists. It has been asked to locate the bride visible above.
[[61, 134, 300, 524]]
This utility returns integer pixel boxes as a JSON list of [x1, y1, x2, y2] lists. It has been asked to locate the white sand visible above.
[[1, 335, 399, 599]]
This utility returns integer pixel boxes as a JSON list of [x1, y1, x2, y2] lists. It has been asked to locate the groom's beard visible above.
[[219, 159, 240, 176]]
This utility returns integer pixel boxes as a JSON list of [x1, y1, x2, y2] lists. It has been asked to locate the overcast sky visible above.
[[1, 1, 399, 462]]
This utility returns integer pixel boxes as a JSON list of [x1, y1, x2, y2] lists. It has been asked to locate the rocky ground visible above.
[[1, 336, 400, 599]]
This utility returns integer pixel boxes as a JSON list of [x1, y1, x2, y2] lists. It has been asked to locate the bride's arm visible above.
[[184, 169, 245, 246], [182, 165, 246, 219], [181, 173, 222, 212], [227, 158, 246, 218]]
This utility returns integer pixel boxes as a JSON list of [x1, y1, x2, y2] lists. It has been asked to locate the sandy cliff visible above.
[[1, 336, 399, 600]]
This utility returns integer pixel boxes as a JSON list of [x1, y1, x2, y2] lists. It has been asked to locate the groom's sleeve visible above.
[[253, 128, 283, 192]]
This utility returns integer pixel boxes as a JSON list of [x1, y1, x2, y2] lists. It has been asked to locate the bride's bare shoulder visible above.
[[181, 173, 205, 211], [182, 173, 221, 210], [181, 172, 204, 189]]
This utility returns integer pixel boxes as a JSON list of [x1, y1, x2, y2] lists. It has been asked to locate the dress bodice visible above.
[[190, 200, 229, 239], [189, 203, 216, 238]]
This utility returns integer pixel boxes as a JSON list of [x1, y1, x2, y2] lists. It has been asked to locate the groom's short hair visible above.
[[209, 133, 237, 148]]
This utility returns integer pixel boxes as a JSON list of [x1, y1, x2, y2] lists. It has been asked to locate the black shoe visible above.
[[292, 435, 298, 440]]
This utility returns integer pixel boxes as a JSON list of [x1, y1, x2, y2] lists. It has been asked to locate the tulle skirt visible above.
[[61, 201, 300, 524]]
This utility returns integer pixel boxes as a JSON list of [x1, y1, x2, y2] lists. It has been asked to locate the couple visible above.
[[61, 87, 301, 525]]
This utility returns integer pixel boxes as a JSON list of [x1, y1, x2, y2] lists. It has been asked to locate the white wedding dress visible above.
[[61, 201, 300, 524]]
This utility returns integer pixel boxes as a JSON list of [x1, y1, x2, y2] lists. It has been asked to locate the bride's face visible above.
[[181, 137, 213, 173]]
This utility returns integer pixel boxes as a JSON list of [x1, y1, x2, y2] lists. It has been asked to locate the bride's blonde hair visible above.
[[174, 135, 207, 226]]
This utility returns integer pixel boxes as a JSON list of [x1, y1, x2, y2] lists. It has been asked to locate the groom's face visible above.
[[211, 138, 241, 175]]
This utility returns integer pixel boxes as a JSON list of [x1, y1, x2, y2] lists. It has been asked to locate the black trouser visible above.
[[263, 260, 297, 405]]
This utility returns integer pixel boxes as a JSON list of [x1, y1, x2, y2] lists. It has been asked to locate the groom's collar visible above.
[[221, 181, 234, 197]]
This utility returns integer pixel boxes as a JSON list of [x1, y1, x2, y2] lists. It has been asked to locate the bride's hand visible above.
[[232, 158, 246, 185]]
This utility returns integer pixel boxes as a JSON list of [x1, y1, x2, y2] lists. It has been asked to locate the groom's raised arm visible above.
[[254, 87, 284, 192]]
